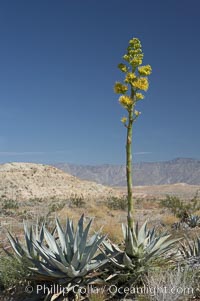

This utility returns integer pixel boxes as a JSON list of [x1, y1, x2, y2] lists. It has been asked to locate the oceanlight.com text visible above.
[[24, 284, 194, 297]]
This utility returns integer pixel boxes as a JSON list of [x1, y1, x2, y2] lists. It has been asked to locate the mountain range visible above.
[[53, 158, 200, 186]]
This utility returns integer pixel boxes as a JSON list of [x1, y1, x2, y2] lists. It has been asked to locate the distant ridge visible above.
[[53, 158, 200, 186]]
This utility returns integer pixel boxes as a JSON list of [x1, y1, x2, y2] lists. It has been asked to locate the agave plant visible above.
[[122, 221, 180, 262], [8, 215, 107, 284], [180, 237, 200, 259], [186, 215, 200, 228], [102, 221, 180, 285], [177, 237, 200, 299]]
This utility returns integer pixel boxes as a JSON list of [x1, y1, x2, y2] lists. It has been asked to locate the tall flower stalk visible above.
[[114, 38, 152, 231]]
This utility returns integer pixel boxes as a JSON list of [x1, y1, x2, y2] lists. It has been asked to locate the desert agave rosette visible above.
[[186, 215, 200, 228], [178, 237, 200, 298], [122, 221, 180, 263], [180, 237, 200, 265], [102, 221, 180, 283], [8, 214, 107, 284]]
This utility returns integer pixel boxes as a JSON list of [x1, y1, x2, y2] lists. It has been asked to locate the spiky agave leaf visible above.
[[7, 221, 45, 260], [7, 231, 27, 259], [100, 239, 127, 271]]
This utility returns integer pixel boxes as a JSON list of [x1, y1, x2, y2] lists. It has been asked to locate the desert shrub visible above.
[[0, 253, 30, 290], [2, 199, 19, 210], [160, 192, 200, 221], [70, 194, 85, 208], [160, 195, 189, 219], [106, 196, 127, 210], [25, 197, 43, 205], [48, 200, 66, 213]]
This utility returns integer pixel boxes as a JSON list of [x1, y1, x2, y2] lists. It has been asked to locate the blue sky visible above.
[[0, 0, 200, 165]]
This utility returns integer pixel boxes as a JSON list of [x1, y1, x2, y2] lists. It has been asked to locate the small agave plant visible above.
[[180, 237, 200, 263], [122, 221, 179, 262], [8, 215, 107, 285], [186, 215, 200, 228], [179, 237, 200, 299], [102, 221, 180, 284]]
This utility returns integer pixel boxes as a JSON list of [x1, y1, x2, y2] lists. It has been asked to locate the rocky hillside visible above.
[[0, 162, 118, 201], [53, 158, 200, 186]]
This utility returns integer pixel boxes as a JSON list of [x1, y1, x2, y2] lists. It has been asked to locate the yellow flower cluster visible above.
[[128, 49, 142, 56], [136, 93, 144, 100], [121, 117, 127, 123], [124, 72, 136, 83], [119, 95, 133, 107], [118, 63, 128, 73], [130, 58, 143, 67], [134, 110, 141, 116], [138, 65, 152, 76], [129, 38, 141, 49], [132, 77, 149, 91], [114, 82, 128, 94], [115, 37, 151, 116], [122, 38, 144, 66], [123, 54, 130, 62]]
